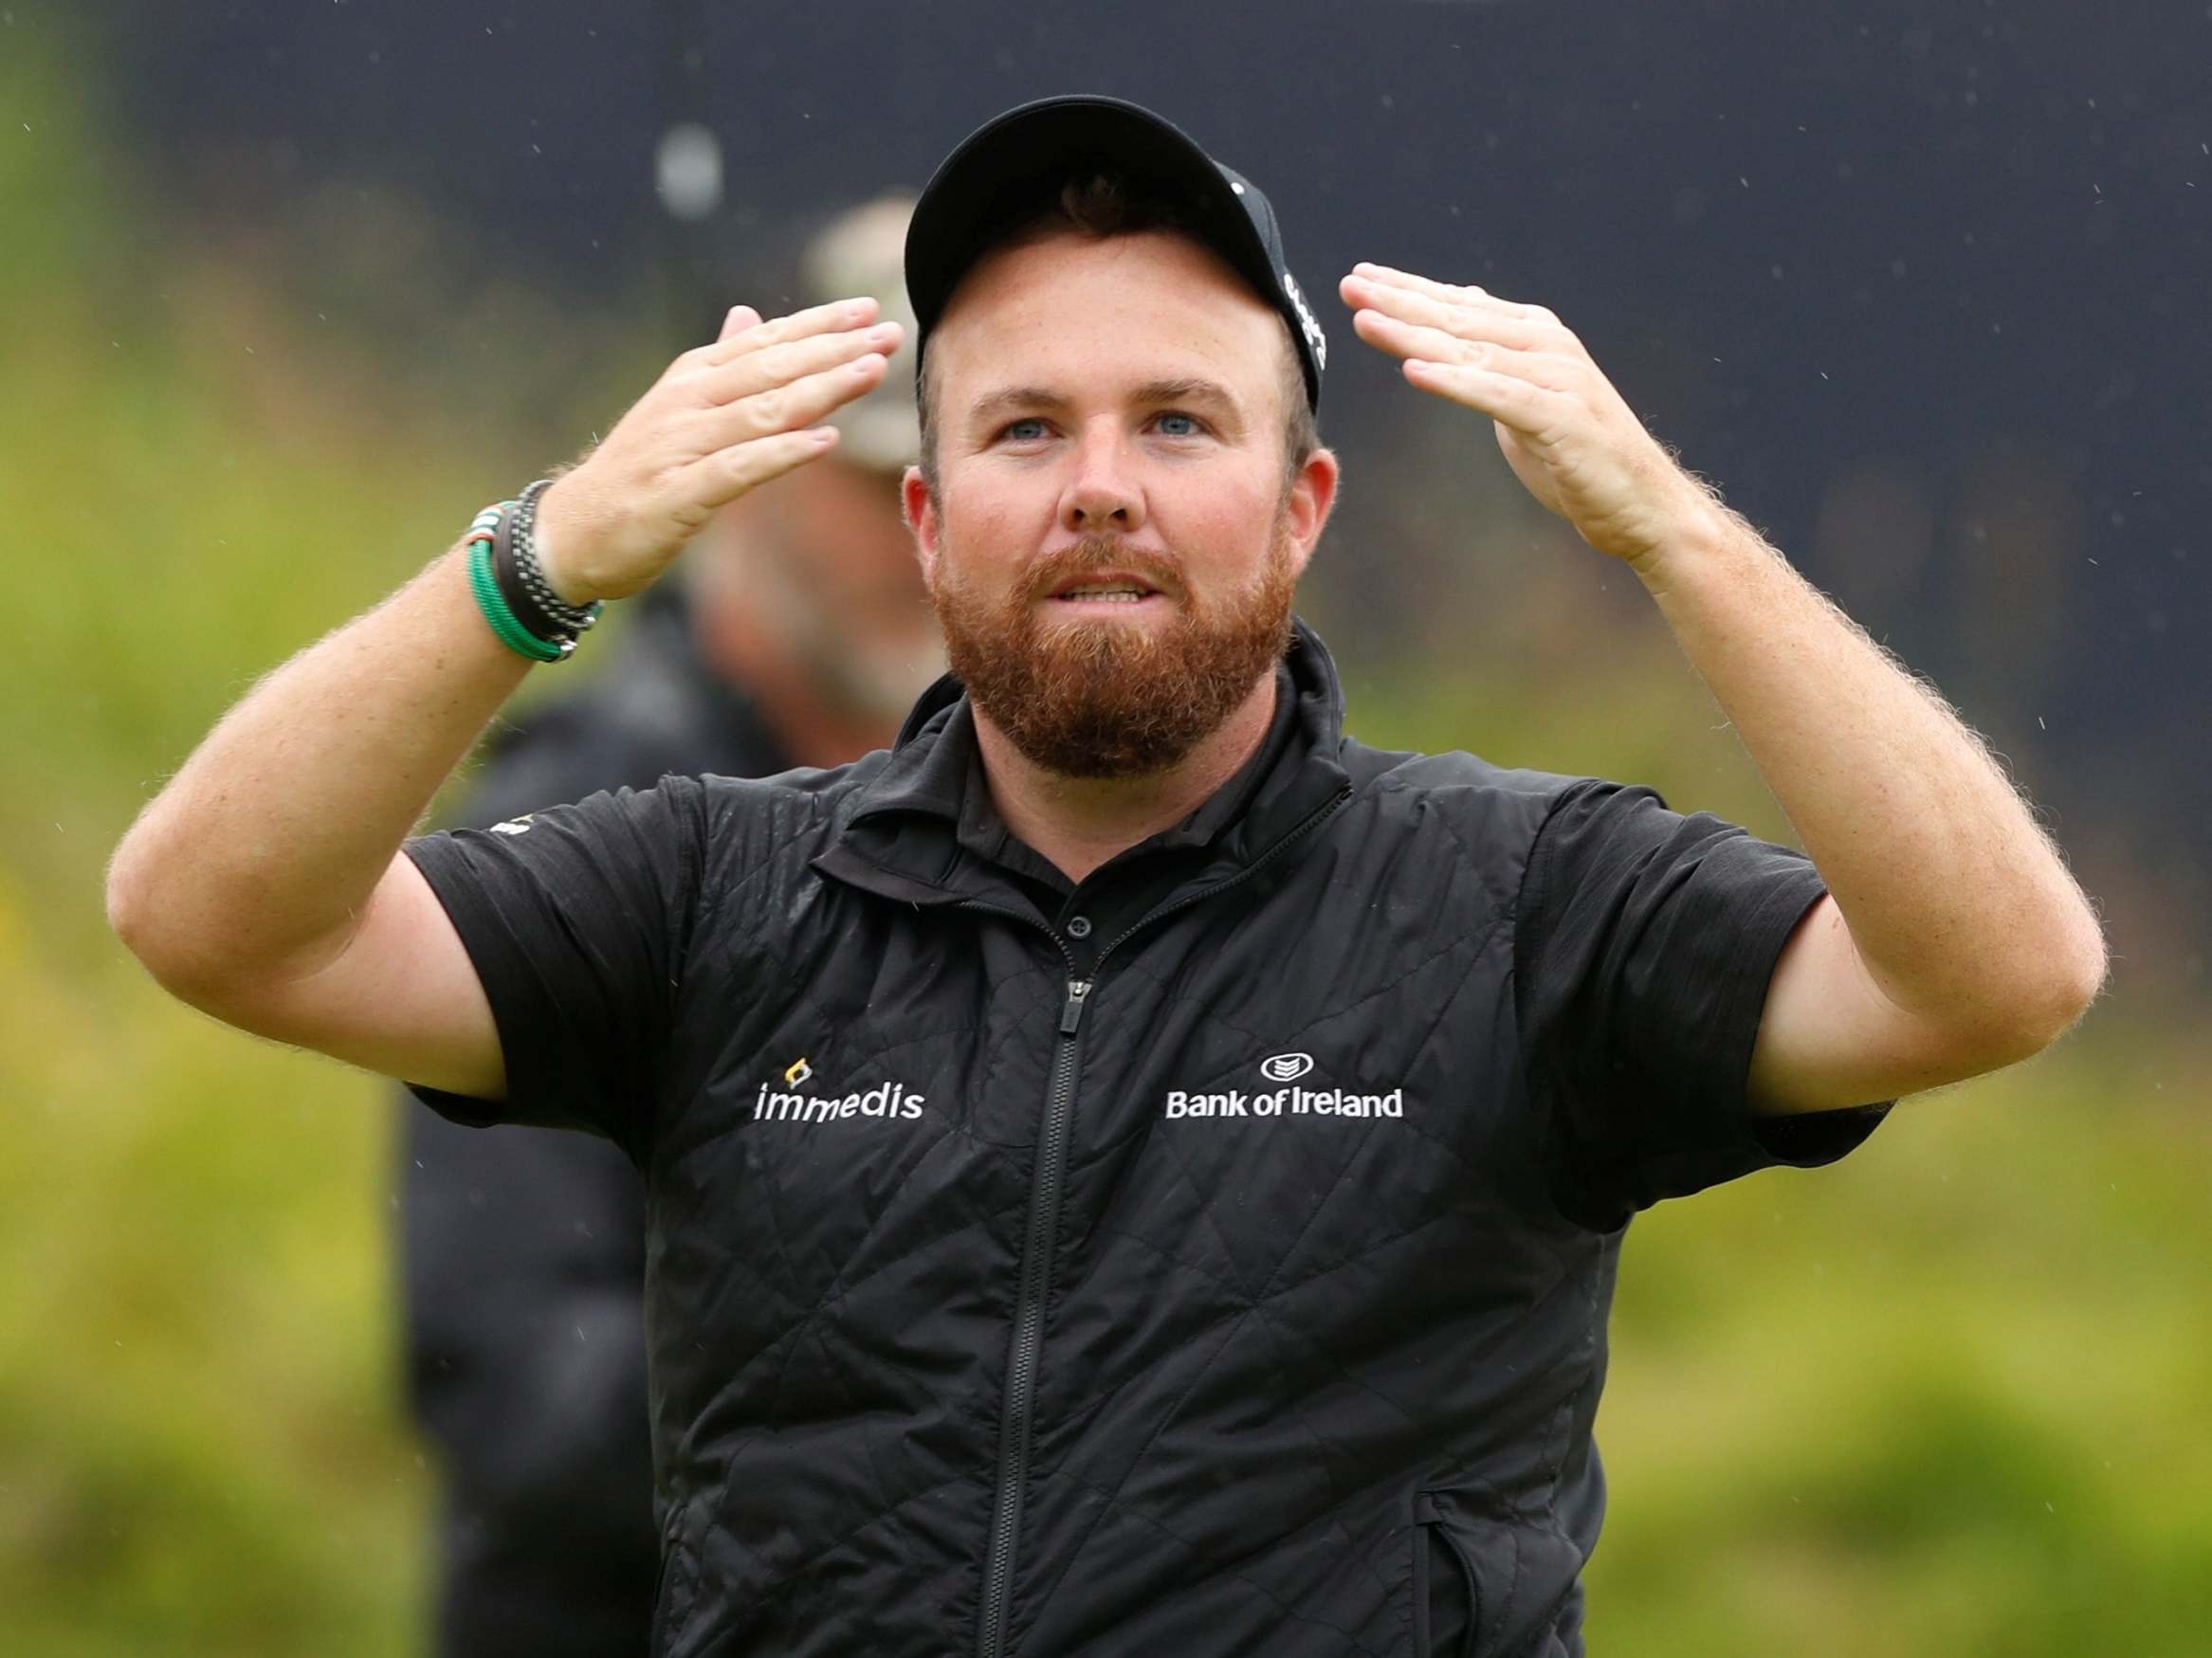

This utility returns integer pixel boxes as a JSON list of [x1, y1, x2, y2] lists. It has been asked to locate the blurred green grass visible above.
[[6, 34, 2209, 1658]]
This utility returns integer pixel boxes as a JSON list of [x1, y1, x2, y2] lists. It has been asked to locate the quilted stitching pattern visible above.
[[635, 751, 1618, 1655]]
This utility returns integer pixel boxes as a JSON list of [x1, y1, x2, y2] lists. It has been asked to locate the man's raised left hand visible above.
[[1340, 264, 1721, 572]]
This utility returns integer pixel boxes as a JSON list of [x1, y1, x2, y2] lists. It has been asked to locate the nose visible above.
[[1059, 420, 1146, 535]]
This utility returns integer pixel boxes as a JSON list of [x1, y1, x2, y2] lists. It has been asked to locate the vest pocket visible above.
[[1412, 1486, 1585, 1658], [1413, 1491, 1483, 1658]]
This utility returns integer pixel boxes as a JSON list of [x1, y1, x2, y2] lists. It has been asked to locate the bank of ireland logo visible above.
[[1161, 1049, 1404, 1120]]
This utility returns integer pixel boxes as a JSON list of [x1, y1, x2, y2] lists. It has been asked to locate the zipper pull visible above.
[[1059, 978, 1092, 1035]]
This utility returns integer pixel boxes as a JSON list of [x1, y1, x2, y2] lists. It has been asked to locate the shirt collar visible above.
[[818, 616, 1350, 904]]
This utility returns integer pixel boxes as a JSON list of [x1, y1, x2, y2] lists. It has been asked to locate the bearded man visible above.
[[110, 97, 2103, 1658]]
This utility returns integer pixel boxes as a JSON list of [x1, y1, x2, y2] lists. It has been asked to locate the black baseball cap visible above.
[[905, 95, 1327, 412]]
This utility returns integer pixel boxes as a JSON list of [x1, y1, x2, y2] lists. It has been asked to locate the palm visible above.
[[1496, 424, 1563, 518]]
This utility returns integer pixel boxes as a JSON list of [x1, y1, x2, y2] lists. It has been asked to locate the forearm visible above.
[[1632, 505, 2106, 1027], [108, 543, 531, 989]]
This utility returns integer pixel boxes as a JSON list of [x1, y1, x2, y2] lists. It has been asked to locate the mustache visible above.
[[1021, 537, 1184, 603]]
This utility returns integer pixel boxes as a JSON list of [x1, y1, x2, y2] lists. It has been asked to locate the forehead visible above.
[[929, 229, 1285, 405]]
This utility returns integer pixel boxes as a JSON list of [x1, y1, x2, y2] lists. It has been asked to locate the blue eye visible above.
[[1156, 411, 1203, 437], [1001, 418, 1049, 442]]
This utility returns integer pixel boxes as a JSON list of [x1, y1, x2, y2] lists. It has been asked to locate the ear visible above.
[[1280, 446, 1340, 580], [901, 466, 941, 588]]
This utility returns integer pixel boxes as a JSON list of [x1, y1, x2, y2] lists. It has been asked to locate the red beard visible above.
[[930, 524, 1296, 779]]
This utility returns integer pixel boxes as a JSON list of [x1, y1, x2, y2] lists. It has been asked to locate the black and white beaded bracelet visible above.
[[488, 509, 573, 647], [512, 479, 601, 635]]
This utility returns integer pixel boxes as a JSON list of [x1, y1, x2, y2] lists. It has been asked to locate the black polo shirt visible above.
[[401, 620, 1889, 1657]]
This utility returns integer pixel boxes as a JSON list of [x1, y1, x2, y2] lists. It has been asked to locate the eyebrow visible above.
[[966, 376, 1248, 430]]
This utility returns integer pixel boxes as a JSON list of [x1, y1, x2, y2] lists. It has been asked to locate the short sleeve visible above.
[[1515, 780, 1890, 1230], [400, 775, 706, 1153]]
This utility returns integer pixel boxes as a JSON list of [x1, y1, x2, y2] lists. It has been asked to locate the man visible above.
[[111, 96, 2103, 1656], [399, 200, 940, 1658]]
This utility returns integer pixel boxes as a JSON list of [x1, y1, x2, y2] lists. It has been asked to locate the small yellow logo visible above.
[[783, 1057, 814, 1085]]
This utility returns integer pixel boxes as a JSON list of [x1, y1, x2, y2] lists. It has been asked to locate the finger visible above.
[[1349, 262, 1546, 321], [1402, 356, 1562, 427], [1342, 274, 1552, 352], [691, 426, 845, 511], [691, 296, 882, 369], [1355, 311, 1589, 398], [717, 304, 762, 344], [695, 320, 904, 408], [1352, 306, 1526, 371], [694, 350, 892, 452]]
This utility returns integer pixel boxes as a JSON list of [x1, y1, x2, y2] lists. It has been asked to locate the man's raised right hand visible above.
[[533, 298, 905, 606]]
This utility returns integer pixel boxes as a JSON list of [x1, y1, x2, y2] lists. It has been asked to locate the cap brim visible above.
[[905, 95, 1283, 355]]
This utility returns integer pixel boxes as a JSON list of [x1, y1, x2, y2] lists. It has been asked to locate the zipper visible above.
[[968, 779, 1351, 1658], [975, 972, 1090, 1658]]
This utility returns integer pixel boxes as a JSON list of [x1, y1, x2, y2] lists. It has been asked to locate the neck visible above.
[[970, 670, 1279, 884]]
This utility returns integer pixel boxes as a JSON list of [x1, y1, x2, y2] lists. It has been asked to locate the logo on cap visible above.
[[1280, 270, 1326, 371]]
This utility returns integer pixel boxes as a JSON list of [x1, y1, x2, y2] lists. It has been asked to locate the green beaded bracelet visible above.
[[467, 533, 566, 663]]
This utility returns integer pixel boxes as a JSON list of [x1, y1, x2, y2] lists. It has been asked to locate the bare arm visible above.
[[105, 548, 529, 1094], [1630, 512, 2108, 1110], [1341, 262, 2106, 1112], [106, 298, 905, 1097]]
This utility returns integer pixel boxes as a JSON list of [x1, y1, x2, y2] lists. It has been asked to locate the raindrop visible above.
[[656, 123, 723, 221]]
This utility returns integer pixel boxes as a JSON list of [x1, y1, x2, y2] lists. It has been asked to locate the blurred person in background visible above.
[[397, 197, 941, 1658]]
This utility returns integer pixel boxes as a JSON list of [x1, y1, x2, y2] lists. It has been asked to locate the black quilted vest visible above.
[[637, 624, 1612, 1658]]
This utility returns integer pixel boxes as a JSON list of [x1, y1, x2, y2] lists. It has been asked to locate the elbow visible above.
[[105, 835, 163, 971], [106, 838, 193, 996], [1979, 902, 2110, 1065], [2033, 879, 2110, 1029], [2036, 904, 2110, 1042], [105, 831, 236, 1009], [1896, 910, 2107, 1080]]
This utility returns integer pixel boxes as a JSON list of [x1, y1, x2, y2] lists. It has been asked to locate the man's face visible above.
[[904, 229, 1337, 777]]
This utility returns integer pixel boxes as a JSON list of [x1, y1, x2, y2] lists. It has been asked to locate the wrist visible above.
[[1625, 499, 1757, 596], [530, 476, 604, 608], [461, 489, 603, 665]]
